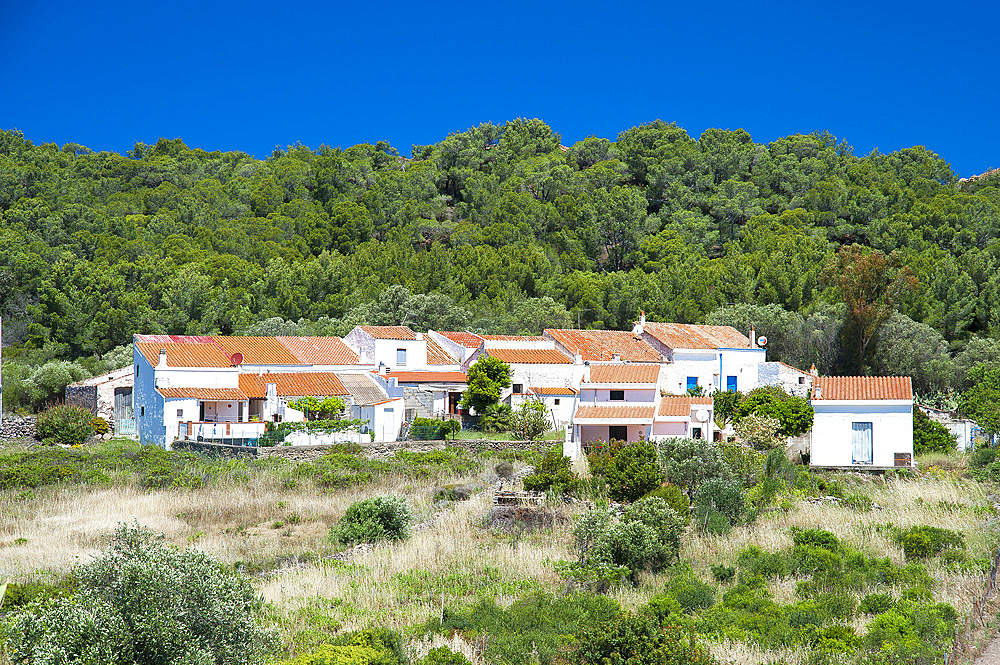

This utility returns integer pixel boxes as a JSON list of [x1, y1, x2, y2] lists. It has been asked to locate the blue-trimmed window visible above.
[[686, 376, 698, 391], [727, 375, 737, 392]]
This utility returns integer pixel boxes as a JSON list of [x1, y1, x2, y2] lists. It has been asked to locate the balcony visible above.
[[176, 421, 267, 446]]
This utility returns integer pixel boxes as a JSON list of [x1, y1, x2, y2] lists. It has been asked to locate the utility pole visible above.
[[576, 308, 590, 330]]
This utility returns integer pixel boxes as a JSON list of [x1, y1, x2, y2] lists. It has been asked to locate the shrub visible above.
[[522, 445, 578, 493], [1, 523, 274, 664], [622, 496, 685, 562], [417, 646, 471, 665], [895, 525, 964, 560], [603, 441, 662, 503], [656, 437, 732, 493], [331, 496, 412, 546], [913, 408, 957, 454], [281, 629, 406, 665], [478, 403, 513, 433], [710, 564, 735, 583], [509, 399, 550, 441], [572, 613, 717, 665], [410, 417, 447, 440], [859, 593, 894, 615], [36, 405, 95, 446], [692, 477, 744, 531], [642, 484, 690, 522], [661, 573, 716, 613], [90, 416, 110, 435], [733, 385, 814, 437]]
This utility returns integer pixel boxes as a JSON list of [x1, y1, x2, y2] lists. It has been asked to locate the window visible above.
[[692, 427, 703, 440], [610, 390, 625, 401], [852, 422, 873, 464], [726, 375, 737, 392], [798, 376, 806, 384], [396, 348, 407, 365], [140, 406, 145, 417], [609, 425, 628, 441], [135, 364, 139, 377], [513, 383, 523, 394], [176, 409, 184, 418], [686, 376, 698, 392], [554, 398, 560, 405]]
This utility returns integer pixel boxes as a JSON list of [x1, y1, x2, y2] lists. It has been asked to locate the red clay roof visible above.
[[435, 331, 484, 348], [277, 337, 359, 365], [586, 364, 660, 384], [360, 326, 418, 340], [136, 342, 233, 368], [212, 337, 303, 365], [642, 322, 750, 350], [574, 405, 656, 421], [135, 334, 217, 344], [426, 338, 458, 365], [239, 372, 350, 398], [530, 386, 579, 395], [479, 335, 547, 342], [658, 396, 713, 417], [485, 348, 571, 364], [157, 387, 248, 400], [545, 329, 661, 362], [385, 371, 468, 383], [812, 376, 913, 401]]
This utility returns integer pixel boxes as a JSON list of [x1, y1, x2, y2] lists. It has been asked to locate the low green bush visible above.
[[37, 404, 95, 446], [522, 445, 578, 493], [603, 441, 663, 503], [417, 646, 471, 665], [330, 496, 412, 546], [281, 629, 406, 665], [710, 564, 735, 583], [859, 593, 894, 615], [894, 525, 964, 560], [571, 612, 717, 665], [661, 573, 716, 613], [693, 477, 744, 532], [642, 484, 690, 522]]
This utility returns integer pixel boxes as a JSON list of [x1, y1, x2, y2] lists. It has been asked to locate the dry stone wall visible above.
[[172, 438, 550, 462], [0, 415, 38, 441]]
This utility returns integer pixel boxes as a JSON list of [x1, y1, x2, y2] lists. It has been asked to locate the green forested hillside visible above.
[[2, 119, 1000, 404]]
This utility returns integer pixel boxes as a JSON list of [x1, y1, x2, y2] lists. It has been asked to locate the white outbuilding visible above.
[[809, 375, 914, 469]]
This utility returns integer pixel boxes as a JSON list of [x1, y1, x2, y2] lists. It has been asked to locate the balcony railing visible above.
[[176, 421, 267, 446]]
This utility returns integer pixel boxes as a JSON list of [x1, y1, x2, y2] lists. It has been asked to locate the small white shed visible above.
[[810, 376, 914, 469]]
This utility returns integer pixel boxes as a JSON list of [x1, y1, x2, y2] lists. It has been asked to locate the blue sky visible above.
[[1, 1, 997, 177]]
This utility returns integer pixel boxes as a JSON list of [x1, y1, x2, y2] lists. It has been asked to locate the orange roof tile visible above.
[[426, 338, 458, 365], [277, 337, 359, 365], [573, 405, 655, 421], [136, 342, 234, 368], [384, 371, 468, 383], [212, 337, 303, 365], [479, 335, 547, 342], [586, 364, 660, 384], [157, 387, 248, 400], [485, 348, 571, 364], [135, 334, 217, 344], [545, 329, 661, 362], [642, 322, 750, 350], [238, 372, 350, 399], [435, 331, 484, 348], [530, 386, 579, 395], [812, 376, 913, 401], [360, 326, 418, 340], [658, 396, 713, 417]]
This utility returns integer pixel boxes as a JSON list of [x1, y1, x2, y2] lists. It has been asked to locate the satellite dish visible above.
[[230, 352, 244, 366], [695, 408, 710, 422], [757, 336, 768, 347]]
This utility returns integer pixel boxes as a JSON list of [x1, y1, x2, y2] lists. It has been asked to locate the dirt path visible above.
[[975, 637, 1000, 664]]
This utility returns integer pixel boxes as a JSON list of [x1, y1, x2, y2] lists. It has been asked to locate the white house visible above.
[[527, 386, 578, 430], [572, 363, 661, 449], [634, 315, 766, 394], [343, 326, 429, 370], [651, 396, 715, 442], [462, 336, 580, 405], [809, 375, 914, 469]]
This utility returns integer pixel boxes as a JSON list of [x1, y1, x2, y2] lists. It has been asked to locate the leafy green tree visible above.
[[509, 399, 550, 441], [734, 386, 814, 437], [959, 364, 1000, 434], [603, 442, 663, 503], [460, 356, 511, 414], [869, 312, 955, 394], [913, 408, 957, 455], [712, 390, 742, 428], [656, 438, 732, 494]]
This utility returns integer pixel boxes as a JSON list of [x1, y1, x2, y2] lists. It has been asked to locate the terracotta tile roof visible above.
[[529, 386, 579, 395], [658, 396, 713, 417], [277, 337, 359, 365], [812, 376, 913, 401], [479, 335, 547, 342], [157, 387, 248, 400], [485, 348, 571, 364], [136, 342, 233, 368], [212, 337, 303, 365], [385, 371, 468, 383], [545, 329, 661, 362], [777, 361, 810, 374], [426, 338, 458, 365], [135, 334, 217, 344], [573, 405, 656, 421], [585, 364, 660, 384], [359, 326, 418, 340], [435, 331, 484, 348], [238, 372, 349, 399], [336, 373, 389, 406], [642, 322, 750, 350]]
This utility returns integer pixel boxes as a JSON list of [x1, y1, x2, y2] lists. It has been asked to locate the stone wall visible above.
[[0, 415, 38, 441], [65, 385, 98, 414], [172, 437, 550, 462]]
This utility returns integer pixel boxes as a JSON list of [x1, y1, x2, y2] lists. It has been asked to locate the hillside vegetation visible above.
[[2, 121, 1000, 409]]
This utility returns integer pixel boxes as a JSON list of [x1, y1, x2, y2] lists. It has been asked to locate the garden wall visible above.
[[172, 438, 550, 462]]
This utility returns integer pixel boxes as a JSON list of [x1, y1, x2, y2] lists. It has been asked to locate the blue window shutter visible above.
[[687, 376, 698, 391], [727, 375, 737, 392]]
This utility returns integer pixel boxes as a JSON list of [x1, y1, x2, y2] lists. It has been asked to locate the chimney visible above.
[[813, 385, 822, 399], [415, 332, 423, 340], [612, 353, 622, 363], [749, 326, 757, 349], [157, 348, 168, 368], [378, 362, 387, 376], [573, 352, 583, 365], [810, 363, 818, 377], [632, 310, 646, 336]]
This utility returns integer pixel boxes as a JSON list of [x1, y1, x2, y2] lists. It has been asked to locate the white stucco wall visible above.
[[579, 424, 649, 443], [507, 363, 576, 394], [164, 398, 199, 440], [579, 388, 656, 403], [152, 367, 240, 390], [718, 349, 767, 393], [810, 401, 913, 467], [661, 350, 720, 393], [373, 338, 428, 370]]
